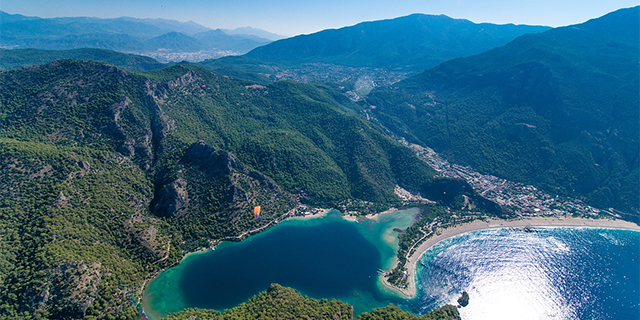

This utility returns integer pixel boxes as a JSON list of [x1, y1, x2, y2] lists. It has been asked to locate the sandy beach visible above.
[[342, 208, 395, 222], [289, 208, 331, 220], [382, 216, 640, 298]]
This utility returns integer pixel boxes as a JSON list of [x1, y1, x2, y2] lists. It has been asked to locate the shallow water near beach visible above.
[[142, 212, 640, 320]]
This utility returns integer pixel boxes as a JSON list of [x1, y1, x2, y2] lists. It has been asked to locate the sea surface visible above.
[[142, 211, 640, 320], [404, 227, 640, 320]]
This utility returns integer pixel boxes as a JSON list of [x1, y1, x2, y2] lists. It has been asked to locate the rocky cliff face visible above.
[[152, 178, 190, 217], [171, 140, 297, 223], [21, 261, 102, 318]]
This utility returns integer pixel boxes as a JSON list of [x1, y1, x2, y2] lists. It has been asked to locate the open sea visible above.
[[142, 211, 640, 320], [403, 227, 640, 320]]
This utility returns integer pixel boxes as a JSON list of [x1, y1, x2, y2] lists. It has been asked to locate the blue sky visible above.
[[3, 0, 638, 36]]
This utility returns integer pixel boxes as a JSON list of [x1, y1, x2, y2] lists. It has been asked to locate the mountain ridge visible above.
[[0, 11, 273, 58], [245, 13, 551, 72], [366, 6, 640, 214], [0, 48, 167, 71]]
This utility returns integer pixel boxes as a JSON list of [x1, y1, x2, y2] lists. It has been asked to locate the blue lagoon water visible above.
[[142, 209, 417, 319], [143, 212, 640, 320]]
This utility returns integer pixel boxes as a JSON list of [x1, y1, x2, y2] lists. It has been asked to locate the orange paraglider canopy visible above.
[[253, 206, 261, 219]]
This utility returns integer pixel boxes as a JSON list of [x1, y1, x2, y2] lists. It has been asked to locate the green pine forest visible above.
[[0, 60, 453, 319], [164, 284, 460, 320], [0, 6, 637, 320]]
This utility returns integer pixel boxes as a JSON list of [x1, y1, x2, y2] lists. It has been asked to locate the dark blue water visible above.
[[180, 221, 383, 309], [403, 227, 640, 320]]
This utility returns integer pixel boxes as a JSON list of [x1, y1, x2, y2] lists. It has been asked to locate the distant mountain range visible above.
[[245, 14, 551, 72], [1, 12, 550, 77], [366, 6, 640, 215], [1, 8, 636, 216], [0, 48, 167, 71], [223, 27, 285, 41], [0, 6, 637, 319], [0, 11, 276, 59]]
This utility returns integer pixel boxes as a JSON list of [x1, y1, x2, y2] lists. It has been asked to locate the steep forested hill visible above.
[[0, 60, 438, 318], [366, 7, 640, 215]]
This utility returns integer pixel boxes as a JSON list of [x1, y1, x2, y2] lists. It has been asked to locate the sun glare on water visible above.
[[416, 229, 598, 320], [459, 254, 574, 320]]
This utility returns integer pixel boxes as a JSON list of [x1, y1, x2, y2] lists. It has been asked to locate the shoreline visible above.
[[141, 207, 332, 319], [288, 208, 331, 220], [142, 207, 640, 311], [341, 207, 408, 223], [178, 208, 333, 263], [382, 216, 640, 299]]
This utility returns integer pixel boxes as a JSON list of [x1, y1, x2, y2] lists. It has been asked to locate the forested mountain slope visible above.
[[0, 60, 438, 318], [366, 7, 640, 215]]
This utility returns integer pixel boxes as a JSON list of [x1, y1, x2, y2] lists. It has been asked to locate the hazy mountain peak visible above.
[[222, 26, 285, 41], [0, 11, 43, 22], [245, 13, 550, 72]]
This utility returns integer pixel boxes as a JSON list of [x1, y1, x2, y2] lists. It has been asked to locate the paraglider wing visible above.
[[254, 206, 261, 220]]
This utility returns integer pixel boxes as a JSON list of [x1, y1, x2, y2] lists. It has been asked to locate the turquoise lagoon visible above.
[[142, 209, 640, 320], [142, 209, 418, 319]]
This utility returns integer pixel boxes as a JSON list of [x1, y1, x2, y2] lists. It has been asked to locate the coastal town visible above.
[[139, 49, 237, 62], [376, 138, 634, 294], [268, 63, 409, 88], [401, 139, 621, 219]]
